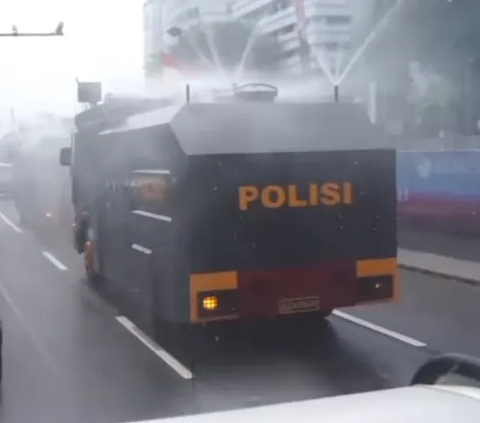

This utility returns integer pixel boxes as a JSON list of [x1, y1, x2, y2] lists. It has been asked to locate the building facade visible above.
[[231, 0, 360, 76], [143, 0, 164, 76], [162, 0, 233, 50], [143, 0, 375, 79], [143, 0, 232, 76]]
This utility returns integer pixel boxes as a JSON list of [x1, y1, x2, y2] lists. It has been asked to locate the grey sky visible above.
[[0, 0, 144, 133]]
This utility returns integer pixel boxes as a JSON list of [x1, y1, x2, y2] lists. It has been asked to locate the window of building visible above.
[[281, 49, 297, 60], [311, 15, 352, 26], [185, 7, 200, 20], [318, 41, 352, 51], [243, 2, 284, 24], [272, 0, 289, 13], [325, 16, 351, 25], [278, 23, 295, 35]]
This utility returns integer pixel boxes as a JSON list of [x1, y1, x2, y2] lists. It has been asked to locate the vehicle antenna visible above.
[[186, 84, 191, 103]]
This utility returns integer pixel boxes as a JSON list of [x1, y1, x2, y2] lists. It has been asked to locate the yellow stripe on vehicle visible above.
[[189, 271, 238, 322], [356, 258, 399, 302]]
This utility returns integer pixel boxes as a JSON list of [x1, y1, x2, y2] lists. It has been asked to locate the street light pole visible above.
[[0, 33, 62, 37], [0, 22, 64, 37]]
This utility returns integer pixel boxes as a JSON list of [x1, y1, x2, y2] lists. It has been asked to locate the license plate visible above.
[[278, 296, 320, 315]]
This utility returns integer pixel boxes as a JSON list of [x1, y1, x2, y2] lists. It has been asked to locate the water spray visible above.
[[203, 23, 229, 82], [234, 20, 262, 82], [337, 0, 404, 85], [167, 26, 212, 70]]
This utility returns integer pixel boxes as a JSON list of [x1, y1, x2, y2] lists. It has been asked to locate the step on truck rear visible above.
[[61, 93, 398, 333]]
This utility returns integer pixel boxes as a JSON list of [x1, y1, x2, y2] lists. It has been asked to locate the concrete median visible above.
[[398, 227, 480, 286]]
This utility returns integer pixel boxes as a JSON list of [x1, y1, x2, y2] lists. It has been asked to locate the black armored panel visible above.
[[83, 95, 397, 324], [99, 100, 383, 157], [104, 99, 394, 271], [75, 96, 174, 133], [169, 102, 382, 155], [168, 102, 393, 268]]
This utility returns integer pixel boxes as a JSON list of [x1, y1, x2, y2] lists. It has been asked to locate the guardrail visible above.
[[397, 150, 480, 235]]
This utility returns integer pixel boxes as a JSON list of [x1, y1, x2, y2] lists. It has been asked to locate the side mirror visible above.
[[60, 147, 72, 166]]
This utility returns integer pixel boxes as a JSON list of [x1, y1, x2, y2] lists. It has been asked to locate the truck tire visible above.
[[84, 241, 101, 285], [74, 222, 87, 253], [320, 309, 333, 318]]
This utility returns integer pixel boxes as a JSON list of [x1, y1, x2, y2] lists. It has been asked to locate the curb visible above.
[[399, 263, 480, 288]]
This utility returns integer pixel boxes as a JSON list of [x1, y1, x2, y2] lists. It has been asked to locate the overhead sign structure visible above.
[[0, 22, 64, 37]]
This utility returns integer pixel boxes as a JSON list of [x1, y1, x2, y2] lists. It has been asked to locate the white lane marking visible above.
[[131, 243, 152, 255], [116, 316, 193, 380], [0, 211, 22, 233], [42, 251, 68, 271], [133, 169, 171, 174], [0, 282, 59, 374], [333, 310, 426, 347], [131, 210, 172, 222]]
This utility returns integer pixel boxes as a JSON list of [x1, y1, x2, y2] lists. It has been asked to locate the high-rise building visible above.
[[143, 0, 232, 76], [163, 0, 232, 37], [143, 0, 374, 80], [143, 0, 164, 77], [230, 0, 356, 76]]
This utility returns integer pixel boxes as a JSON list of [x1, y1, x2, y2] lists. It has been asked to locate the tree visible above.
[[166, 20, 283, 78], [370, 0, 480, 81], [402, 0, 480, 135], [367, 0, 480, 135]]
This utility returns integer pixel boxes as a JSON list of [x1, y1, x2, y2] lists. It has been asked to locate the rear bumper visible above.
[[189, 258, 398, 323]]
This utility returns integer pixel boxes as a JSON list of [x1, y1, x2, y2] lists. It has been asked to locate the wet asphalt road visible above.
[[0, 199, 478, 423], [398, 225, 480, 263]]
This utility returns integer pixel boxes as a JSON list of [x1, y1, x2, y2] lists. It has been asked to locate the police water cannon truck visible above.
[[60, 82, 398, 342]]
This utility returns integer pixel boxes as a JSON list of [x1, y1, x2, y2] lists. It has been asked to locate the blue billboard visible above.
[[397, 150, 480, 233]]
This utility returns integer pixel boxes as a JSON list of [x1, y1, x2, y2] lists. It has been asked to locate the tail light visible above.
[[197, 289, 239, 319], [358, 275, 393, 301]]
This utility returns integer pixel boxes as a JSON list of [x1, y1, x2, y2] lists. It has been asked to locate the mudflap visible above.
[[74, 220, 87, 253], [84, 241, 99, 284], [84, 224, 104, 287]]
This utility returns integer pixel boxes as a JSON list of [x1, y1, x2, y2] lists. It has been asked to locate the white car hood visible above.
[[140, 385, 480, 423], [433, 384, 480, 400]]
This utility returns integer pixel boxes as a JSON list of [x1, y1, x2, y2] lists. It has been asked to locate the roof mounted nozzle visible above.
[[334, 84, 339, 103], [233, 83, 278, 102]]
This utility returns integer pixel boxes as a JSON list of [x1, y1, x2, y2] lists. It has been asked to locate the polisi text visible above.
[[238, 183, 353, 211]]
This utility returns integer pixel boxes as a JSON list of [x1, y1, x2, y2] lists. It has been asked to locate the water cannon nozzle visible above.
[[334, 85, 339, 103]]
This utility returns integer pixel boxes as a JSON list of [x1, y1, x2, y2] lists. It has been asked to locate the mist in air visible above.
[[0, 0, 143, 135]]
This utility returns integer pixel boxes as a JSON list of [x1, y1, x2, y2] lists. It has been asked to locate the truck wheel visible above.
[[74, 223, 86, 253], [290, 311, 332, 332], [320, 309, 333, 318], [84, 241, 101, 285]]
